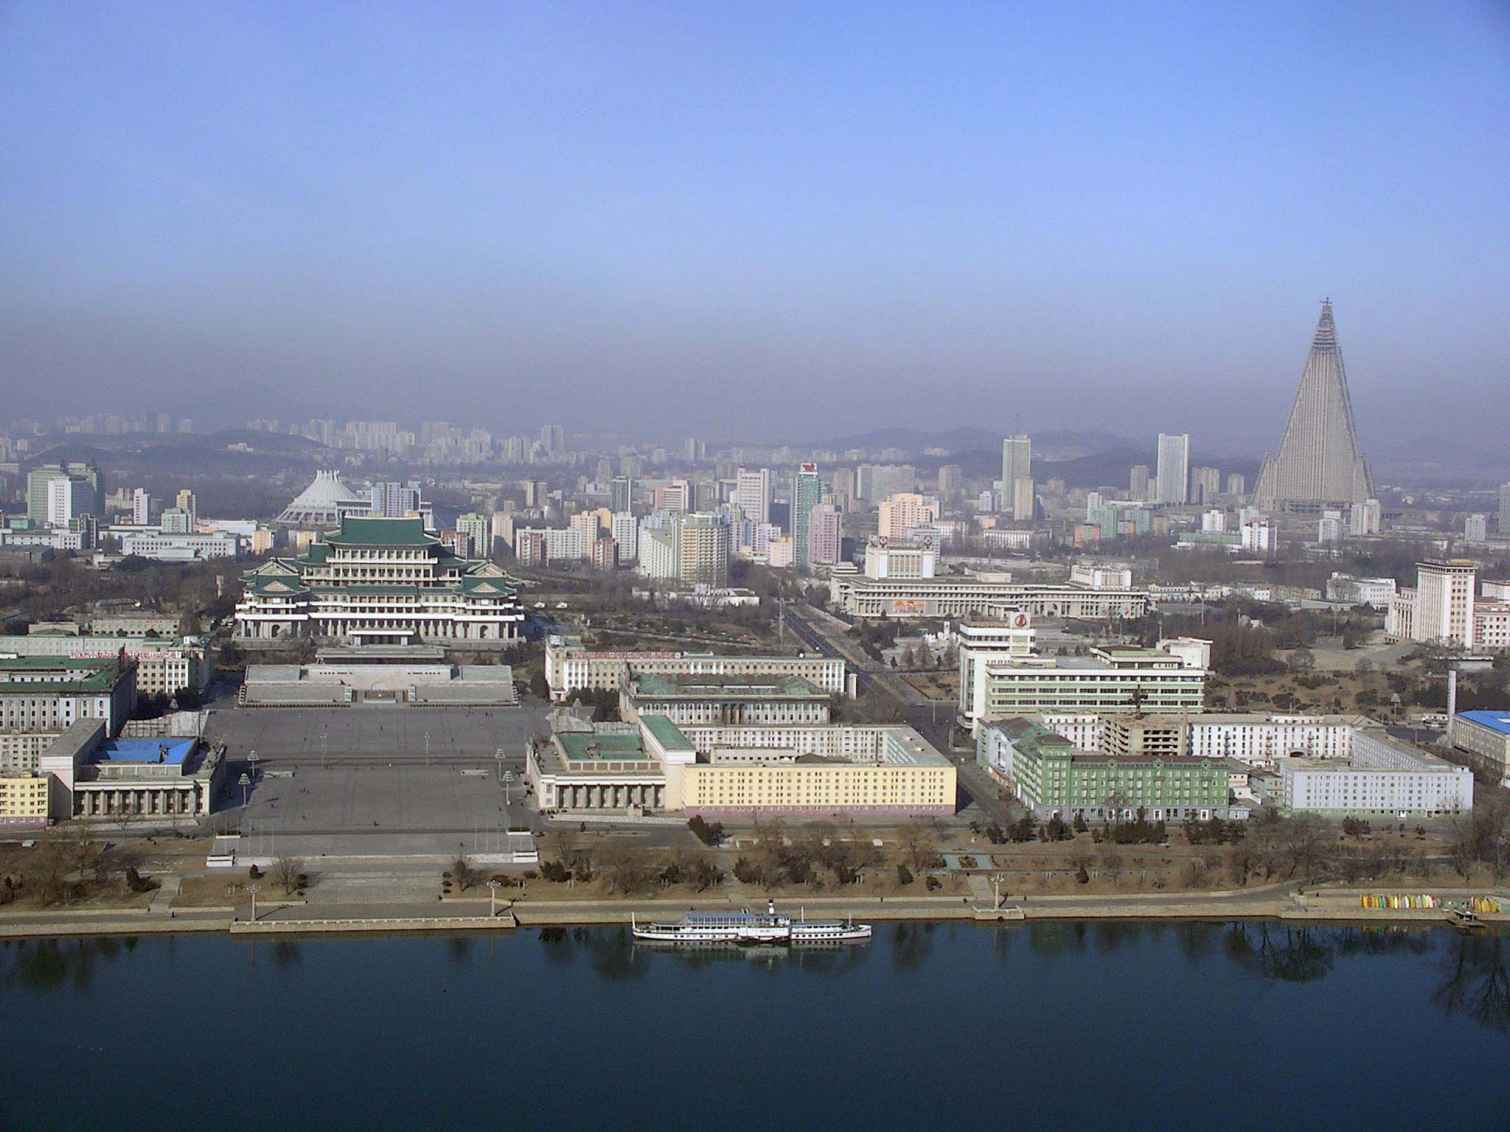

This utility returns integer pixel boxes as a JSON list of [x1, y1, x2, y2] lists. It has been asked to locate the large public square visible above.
[[202, 703, 552, 860]]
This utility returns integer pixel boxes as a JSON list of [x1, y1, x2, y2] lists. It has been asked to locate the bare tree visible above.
[[451, 855, 477, 892], [273, 856, 305, 896]]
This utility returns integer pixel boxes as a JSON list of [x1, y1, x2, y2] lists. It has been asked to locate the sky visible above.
[[2, 2, 1507, 458]]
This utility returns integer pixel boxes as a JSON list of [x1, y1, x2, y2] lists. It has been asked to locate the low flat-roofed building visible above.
[[544, 634, 846, 702], [0, 655, 136, 746], [39, 719, 226, 820], [829, 570, 1151, 621], [1450, 711, 1510, 786], [526, 719, 675, 813], [0, 633, 210, 696], [619, 672, 831, 726], [1185, 712, 1368, 768], [526, 716, 954, 818], [969, 643, 1206, 734], [1275, 729, 1472, 818], [1022, 745, 1230, 822], [677, 723, 954, 818], [242, 649, 516, 707]]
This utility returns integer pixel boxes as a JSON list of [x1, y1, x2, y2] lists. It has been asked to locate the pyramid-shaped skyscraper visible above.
[[1255, 300, 1374, 510]]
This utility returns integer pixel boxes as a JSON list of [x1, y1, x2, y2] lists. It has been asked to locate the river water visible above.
[[3, 921, 1508, 1130]]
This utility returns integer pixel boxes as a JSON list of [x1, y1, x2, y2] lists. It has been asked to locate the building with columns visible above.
[[38, 719, 226, 821], [526, 714, 955, 818], [234, 515, 524, 645]]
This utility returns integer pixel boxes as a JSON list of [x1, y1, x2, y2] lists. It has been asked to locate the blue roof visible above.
[[99, 738, 196, 765], [1459, 711, 1510, 736]]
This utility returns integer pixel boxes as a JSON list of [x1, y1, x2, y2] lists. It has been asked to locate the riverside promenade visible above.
[[3, 882, 1506, 938]]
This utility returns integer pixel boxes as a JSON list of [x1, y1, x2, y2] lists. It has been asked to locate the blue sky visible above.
[[2, 1, 1507, 456]]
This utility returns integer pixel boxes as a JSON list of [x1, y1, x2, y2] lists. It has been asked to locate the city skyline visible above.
[[3, 4, 1507, 456]]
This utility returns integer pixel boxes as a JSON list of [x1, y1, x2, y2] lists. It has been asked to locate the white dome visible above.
[[277, 469, 367, 528]]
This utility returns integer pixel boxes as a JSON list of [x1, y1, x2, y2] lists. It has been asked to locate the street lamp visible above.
[[248, 748, 259, 780], [487, 878, 501, 918], [248, 881, 259, 922]]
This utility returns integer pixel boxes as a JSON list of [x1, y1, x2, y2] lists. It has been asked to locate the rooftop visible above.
[[1457, 711, 1510, 737], [640, 714, 694, 752], [556, 732, 652, 762], [98, 738, 196, 766], [322, 516, 439, 547]]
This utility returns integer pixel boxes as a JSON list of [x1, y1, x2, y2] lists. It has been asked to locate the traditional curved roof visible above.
[[277, 470, 367, 528]]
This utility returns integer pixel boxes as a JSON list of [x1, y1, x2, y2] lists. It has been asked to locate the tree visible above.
[[451, 855, 478, 892], [897, 822, 931, 870], [896, 862, 914, 886], [273, 856, 305, 896]]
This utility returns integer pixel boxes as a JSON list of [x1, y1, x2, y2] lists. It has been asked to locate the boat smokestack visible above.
[[768, 898, 775, 916]]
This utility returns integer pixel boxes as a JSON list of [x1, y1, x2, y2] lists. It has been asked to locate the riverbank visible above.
[[1, 883, 1506, 938]]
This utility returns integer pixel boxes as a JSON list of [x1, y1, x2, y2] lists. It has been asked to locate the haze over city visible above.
[[3, 2, 1507, 458]]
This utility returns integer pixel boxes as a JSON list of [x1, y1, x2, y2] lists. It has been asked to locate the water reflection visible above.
[[1434, 933, 1510, 1033], [0, 935, 138, 994]]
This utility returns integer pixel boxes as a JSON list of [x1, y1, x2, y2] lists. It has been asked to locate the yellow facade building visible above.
[[0, 774, 50, 823]]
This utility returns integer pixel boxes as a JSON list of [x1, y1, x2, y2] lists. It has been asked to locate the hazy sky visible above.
[[3, 2, 1507, 457]]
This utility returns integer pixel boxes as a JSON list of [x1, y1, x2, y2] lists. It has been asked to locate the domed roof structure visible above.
[[277, 469, 368, 528]]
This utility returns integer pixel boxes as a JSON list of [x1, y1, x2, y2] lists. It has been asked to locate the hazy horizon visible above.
[[3, 3, 1507, 458]]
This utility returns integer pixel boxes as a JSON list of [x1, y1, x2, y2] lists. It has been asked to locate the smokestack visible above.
[[1447, 668, 1457, 722]]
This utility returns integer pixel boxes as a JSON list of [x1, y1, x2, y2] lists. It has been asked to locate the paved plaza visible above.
[[203, 703, 550, 858], [205, 703, 550, 768]]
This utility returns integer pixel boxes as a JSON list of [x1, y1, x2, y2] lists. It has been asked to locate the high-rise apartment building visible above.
[[654, 480, 690, 513], [677, 513, 730, 587], [1155, 434, 1190, 505], [131, 488, 155, 526], [1225, 473, 1246, 498], [1500, 484, 1510, 534], [610, 476, 635, 515], [877, 493, 939, 539], [1465, 514, 1489, 543], [807, 503, 842, 568], [1191, 466, 1221, 505], [611, 512, 638, 563], [44, 476, 97, 528], [734, 468, 772, 527], [1001, 435, 1033, 520], [830, 467, 856, 509], [1129, 464, 1151, 501], [1348, 498, 1382, 537], [1391, 560, 1478, 648], [937, 465, 962, 500], [792, 463, 823, 573], [175, 489, 197, 526], [1255, 300, 1374, 509], [370, 481, 424, 518], [457, 513, 489, 559], [27, 461, 103, 524]]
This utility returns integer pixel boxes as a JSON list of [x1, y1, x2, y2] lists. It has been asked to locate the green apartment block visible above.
[[1010, 725, 1230, 821]]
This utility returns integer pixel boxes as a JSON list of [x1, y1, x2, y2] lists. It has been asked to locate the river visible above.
[[3, 921, 1508, 1129]]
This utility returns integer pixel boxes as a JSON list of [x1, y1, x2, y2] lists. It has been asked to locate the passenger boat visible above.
[[632, 900, 871, 945]]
